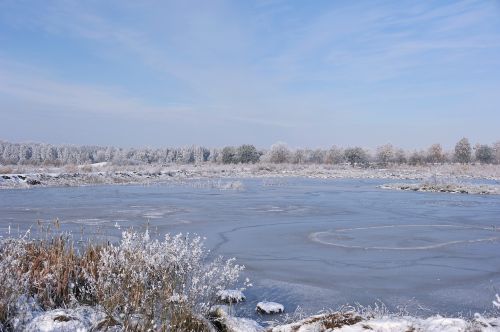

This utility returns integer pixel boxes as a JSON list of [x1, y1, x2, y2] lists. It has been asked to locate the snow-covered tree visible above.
[[344, 147, 369, 166], [308, 149, 326, 164], [326, 146, 345, 164], [409, 150, 426, 165], [394, 148, 407, 164], [236, 144, 260, 163], [267, 142, 291, 163], [427, 143, 445, 164], [454, 137, 472, 164], [292, 149, 306, 164], [376, 144, 394, 165], [493, 141, 500, 164], [475, 144, 494, 164]]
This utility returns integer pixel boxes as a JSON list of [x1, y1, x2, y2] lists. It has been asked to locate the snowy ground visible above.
[[10, 304, 500, 332], [380, 182, 500, 195], [1, 163, 499, 189]]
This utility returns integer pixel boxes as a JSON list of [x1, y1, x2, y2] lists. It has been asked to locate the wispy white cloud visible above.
[[0, 58, 192, 118]]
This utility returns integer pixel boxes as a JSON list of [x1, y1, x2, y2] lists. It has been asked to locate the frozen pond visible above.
[[1, 178, 500, 318]]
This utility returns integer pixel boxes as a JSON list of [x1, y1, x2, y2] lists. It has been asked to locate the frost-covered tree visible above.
[[454, 137, 472, 164], [221, 146, 237, 164], [326, 146, 345, 164], [475, 144, 494, 164], [408, 150, 426, 165], [267, 142, 291, 163], [1, 144, 20, 164], [18, 144, 33, 165], [308, 149, 326, 164], [427, 143, 445, 164], [292, 149, 306, 164], [394, 148, 407, 164], [236, 144, 260, 163], [208, 148, 220, 163], [493, 141, 500, 164], [376, 144, 394, 165], [344, 147, 369, 166]]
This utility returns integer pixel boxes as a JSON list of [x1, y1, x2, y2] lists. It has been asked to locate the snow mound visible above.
[[24, 307, 105, 332], [211, 305, 265, 332], [272, 313, 500, 332], [271, 312, 362, 332], [217, 289, 246, 303], [256, 301, 284, 314]]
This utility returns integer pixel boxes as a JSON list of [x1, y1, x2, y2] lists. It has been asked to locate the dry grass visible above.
[[0, 166, 14, 174]]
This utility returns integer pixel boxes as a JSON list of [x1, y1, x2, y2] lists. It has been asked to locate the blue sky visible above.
[[1, 0, 499, 149]]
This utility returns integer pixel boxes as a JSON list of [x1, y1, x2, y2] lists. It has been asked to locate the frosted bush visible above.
[[0, 239, 28, 327], [494, 294, 500, 309], [95, 230, 244, 329], [0, 230, 244, 331]]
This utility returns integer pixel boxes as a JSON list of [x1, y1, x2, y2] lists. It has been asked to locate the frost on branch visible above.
[[95, 230, 244, 330], [0, 230, 244, 331], [494, 294, 500, 309]]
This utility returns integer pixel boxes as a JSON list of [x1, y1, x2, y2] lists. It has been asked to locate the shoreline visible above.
[[1, 163, 500, 190]]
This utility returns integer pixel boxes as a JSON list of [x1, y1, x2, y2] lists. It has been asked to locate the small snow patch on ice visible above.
[[256, 301, 284, 314], [217, 289, 246, 303]]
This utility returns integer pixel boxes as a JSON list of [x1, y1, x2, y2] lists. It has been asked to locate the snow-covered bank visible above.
[[1, 163, 499, 189], [380, 182, 500, 195], [271, 312, 500, 332], [10, 305, 500, 331]]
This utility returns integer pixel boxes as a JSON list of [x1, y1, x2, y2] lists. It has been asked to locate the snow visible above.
[[381, 182, 500, 195], [223, 316, 265, 332], [211, 305, 264, 332], [272, 314, 500, 332], [256, 301, 284, 314], [217, 289, 246, 303], [21, 307, 106, 332]]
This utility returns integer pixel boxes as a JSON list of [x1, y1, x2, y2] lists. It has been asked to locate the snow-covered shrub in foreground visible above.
[[94, 230, 244, 330], [0, 239, 28, 328], [0, 230, 244, 331]]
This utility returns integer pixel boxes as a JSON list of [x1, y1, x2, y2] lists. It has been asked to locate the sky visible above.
[[1, 0, 499, 149]]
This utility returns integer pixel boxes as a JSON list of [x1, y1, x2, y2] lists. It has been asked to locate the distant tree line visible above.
[[1, 138, 499, 166]]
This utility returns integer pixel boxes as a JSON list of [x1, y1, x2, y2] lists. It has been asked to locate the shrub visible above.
[[0, 230, 244, 331], [95, 231, 243, 330]]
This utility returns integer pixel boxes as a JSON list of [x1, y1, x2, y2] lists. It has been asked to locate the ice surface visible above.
[[1, 178, 500, 317]]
